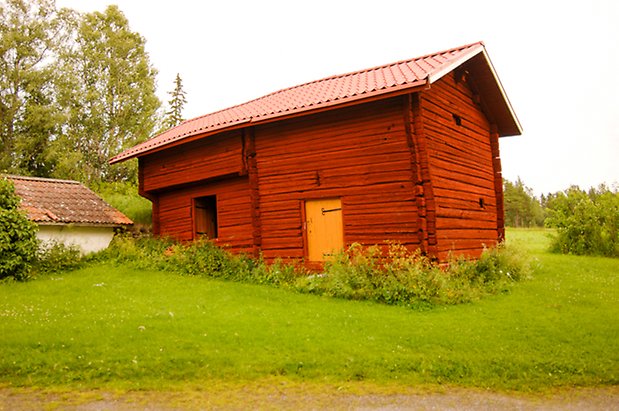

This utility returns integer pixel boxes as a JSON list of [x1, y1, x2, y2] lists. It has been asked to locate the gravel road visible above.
[[1, 386, 617, 410]]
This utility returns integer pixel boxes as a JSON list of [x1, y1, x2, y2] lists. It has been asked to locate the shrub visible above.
[[99, 235, 252, 280], [98, 235, 532, 309], [545, 185, 619, 257], [0, 178, 39, 281], [33, 241, 84, 275], [100, 235, 308, 287], [296, 242, 533, 308]]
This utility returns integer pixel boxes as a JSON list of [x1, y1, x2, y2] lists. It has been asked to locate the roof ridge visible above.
[[181, 41, 485, 125], [3, 174, 82, 185], [256, 41, 484, 96], [283, 41, 485, 89], [111, 41, 491, 164]]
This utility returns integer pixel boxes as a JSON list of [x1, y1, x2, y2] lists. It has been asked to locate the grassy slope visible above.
[[0, 229, 617, 391], [94, 182, 152, 226]]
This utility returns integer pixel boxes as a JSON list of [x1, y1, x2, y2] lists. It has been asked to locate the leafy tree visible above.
[[545, 185, 619, 257], [0, 0, 71, 176], [0, 177, 39, 280], [163, 73, 187, 129], [503, 178, 544, 227], [1, 2, 161, 184], [53, 5, 160, 183]]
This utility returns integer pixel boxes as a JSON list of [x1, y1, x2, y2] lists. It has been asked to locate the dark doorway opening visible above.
[[194, 196, 218, 239]]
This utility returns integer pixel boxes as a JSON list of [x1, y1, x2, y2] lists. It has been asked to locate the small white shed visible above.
[[7, 175, 132, 254]]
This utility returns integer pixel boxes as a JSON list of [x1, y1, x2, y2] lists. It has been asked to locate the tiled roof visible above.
[[111, 41, 517, 164], [5, 175, 133, 226]]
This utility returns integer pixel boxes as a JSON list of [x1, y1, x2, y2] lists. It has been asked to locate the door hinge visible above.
[[321, 207, 341, 215]]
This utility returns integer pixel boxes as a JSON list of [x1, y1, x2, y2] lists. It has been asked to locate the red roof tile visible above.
[[111, 41, 519, 164], [5, 175, 133, 226]]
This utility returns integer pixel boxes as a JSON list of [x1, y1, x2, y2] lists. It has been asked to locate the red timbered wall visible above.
[[141, 130, 244, 192], [156, 176, 253, 253], [254, 97, 420, 260], [139, 75, 502, 261], [422, 72, 499, 259]]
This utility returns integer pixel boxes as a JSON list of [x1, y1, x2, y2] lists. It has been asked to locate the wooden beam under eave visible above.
[[405, 92, 438, 258], [138, 157, 160, 234], [463, 54, 522, 137], [489, 124, 505, 242], [244, 127, 262, 258]]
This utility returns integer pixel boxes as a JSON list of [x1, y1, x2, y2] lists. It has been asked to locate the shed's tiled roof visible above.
[[5, 175, 133, 226], [111, 41, 518, 163]]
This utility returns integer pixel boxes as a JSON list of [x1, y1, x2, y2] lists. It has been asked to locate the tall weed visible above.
[[98, 235, 303, 286], [33, 241, 84, 275], [98, 235, 532, 309], [297, 242, 533, 308]]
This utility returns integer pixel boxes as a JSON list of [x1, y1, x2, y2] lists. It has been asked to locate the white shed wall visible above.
[[37, 225, 115, 254]]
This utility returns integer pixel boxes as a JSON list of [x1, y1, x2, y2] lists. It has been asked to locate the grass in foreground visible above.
[[0, 229, 617, 391]]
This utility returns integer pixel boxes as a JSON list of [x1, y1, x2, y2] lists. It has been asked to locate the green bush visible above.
[[33, 241, 84, 275], [545, 185, 619, 257], [100, 235, 532, 310], [0, 178, 39, 281], [100, 235, 305, 287], [98, 235, 249, 279], [296, 242, 532, 308]]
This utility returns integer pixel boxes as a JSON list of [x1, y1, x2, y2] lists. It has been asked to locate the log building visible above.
[[111, 42, 521, 262]]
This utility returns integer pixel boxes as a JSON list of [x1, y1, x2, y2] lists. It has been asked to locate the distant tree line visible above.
[[504, 178, 618, 257], [0, 0, 186, 184], [503, 178, 545, 227]]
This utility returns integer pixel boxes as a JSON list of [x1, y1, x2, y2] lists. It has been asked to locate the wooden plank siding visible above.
[[254, 97, 420, 260], [156, 177, 253, 253], [422, 72, 499, 259], [140, 130, 245, 193], [138, 73, 504, 262], [489, 125, 506, 242]]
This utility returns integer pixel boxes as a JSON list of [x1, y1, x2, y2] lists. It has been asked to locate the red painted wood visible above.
[[138, 70, 506, 263], [253, 98, 421, 259], [422, 72, 499, 255], [157, 177, 253, 253], [489, 124, 505, 242], [409, 93, 438, 254], [243, 127, 262, 257], [141, 131, 244, 192]]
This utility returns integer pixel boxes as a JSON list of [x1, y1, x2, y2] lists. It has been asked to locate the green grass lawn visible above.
[[0, 229, 617, 391]]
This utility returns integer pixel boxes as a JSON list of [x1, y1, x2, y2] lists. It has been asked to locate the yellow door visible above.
[[305, 198, 343, 262]]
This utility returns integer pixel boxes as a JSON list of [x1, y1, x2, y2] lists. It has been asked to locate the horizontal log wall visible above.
[[139, 75, 501, 262], [156, 177, 253, 253], [422, 72, 498, 259], [254, 97, 420, 260], [141, 130, 244, 192]]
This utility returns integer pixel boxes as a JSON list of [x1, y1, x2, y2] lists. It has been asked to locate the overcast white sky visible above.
[[57, 0, 618, 195]]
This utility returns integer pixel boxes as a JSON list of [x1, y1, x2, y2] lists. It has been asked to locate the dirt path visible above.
[[1, 386, 618, 410]]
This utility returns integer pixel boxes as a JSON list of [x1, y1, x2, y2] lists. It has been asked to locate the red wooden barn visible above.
[[111, 42, 521, 263]]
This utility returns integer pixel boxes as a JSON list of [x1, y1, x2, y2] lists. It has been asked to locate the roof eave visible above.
[[479, 50, 523, 136], [427, 45, 522, 137], [426, 43, 486, 84], [110, 81, 428, 163], [110, 41, 522, 163], [35, 221, 132, 227]]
